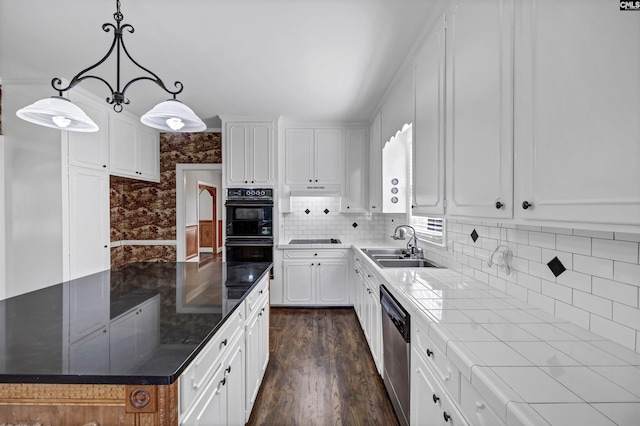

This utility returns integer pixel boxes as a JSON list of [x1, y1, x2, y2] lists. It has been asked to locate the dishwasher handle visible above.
[[380, 285, 410, 343]]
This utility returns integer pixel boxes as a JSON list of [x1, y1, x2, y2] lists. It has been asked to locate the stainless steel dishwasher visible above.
[[380, 284, 410, 426]]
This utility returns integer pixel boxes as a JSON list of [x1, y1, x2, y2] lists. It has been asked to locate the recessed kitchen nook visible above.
[[1, 0, 639, 425]]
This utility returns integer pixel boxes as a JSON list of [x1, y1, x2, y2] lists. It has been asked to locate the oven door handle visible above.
[[225, 241, 274, 247], [225, 202, 273, 207]]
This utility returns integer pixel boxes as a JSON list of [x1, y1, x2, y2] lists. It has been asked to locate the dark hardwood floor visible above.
[[247, 308, 399, 426]]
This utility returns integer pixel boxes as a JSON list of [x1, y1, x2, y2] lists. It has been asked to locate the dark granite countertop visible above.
[[0, 261, 272, 385]]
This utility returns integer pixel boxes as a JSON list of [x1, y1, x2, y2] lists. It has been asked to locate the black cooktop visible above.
[[289, 238, 342, 244]]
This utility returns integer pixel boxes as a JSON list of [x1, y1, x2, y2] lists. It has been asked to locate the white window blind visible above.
[[411, 215, 445, 246]]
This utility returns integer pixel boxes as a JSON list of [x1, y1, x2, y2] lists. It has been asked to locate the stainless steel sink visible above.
[[377, 259, 439, 268], [361, 248, 441, 268]]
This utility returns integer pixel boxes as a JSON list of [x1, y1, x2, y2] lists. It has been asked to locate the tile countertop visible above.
[[351, 244, 640, 426]]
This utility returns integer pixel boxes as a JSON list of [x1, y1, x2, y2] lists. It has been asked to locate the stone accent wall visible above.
[[110, 132, 221, 267]]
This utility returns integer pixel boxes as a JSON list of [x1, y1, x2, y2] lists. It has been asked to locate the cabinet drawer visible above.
[[246, 275, 269, 317], [180, 302, 244, 415], [413, 314, 461, 401], [460, 377, 505, 426], [284, 249, 348, 259]]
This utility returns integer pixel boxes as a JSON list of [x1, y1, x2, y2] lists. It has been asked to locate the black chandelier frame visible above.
[[51, 0, 183, 113]]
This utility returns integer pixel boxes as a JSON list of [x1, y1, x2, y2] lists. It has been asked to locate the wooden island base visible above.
[[0, 382, 178, 425]]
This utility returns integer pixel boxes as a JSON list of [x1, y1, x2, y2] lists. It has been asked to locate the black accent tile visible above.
[[352, 222, 358, 228], [324, 209, 330, 214], [304, 209, 310, 214], [471, 229, 479, 243], [547, 256, 566, 277]]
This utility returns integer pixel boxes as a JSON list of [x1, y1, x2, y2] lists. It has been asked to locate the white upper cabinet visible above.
[[369, 112, 382, 212], [67, 91, 109, 171], [445, 0, 514, 219], [412, 16, 446, 215], [342, 128, 367, 212], [516, 0, 640, 227], [226, 121, 275, 186], [109, 112, 160, 183], [285, 128, 343, 185]]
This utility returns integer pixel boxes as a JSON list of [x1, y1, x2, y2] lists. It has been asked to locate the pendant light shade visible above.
[[16, 96, 99, 132], [140, 99, 207, 132], [16, 0, 205, 133]]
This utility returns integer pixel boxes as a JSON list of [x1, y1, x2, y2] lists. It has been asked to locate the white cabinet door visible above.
[[137, 125, 160, 182], [181, 363, 226, 426], [285, 129, 314, 184], [411, 348, 443, 426], [413, 16, 446, 215], [316, 260, 349, 305], [369, 112, 383, 212], [445, 0, 514, 219], [516, 0, 640, 226], [109, 113, 138, 177], [227, 123, 249, 185], [283, 261, 314, 304], [245, 305, 262, 414], [67, 92, 109, 170], [68, 167, 110, 280], [250, 123, 274, 185], [367, 280, 382, 373], [225, 332, 245, 426], [343, 128, 367, 212], [314, 128, 343, 184]]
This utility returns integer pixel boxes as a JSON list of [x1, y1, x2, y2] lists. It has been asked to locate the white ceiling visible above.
[[0, 0, 444, 125]]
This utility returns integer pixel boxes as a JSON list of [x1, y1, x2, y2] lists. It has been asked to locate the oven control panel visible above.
[[227, 188, 273, 199]]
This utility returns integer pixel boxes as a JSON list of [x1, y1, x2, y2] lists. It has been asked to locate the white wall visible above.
[[184, 170, 221, 226], [0, 135, 5, 299], [2, 81, 63, 299]]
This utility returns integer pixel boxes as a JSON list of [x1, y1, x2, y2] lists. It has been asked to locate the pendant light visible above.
[[16, 0, 205, 133]]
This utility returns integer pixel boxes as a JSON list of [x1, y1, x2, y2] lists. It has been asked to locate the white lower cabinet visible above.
[[245, 287, 270, 421], [180, 276, 271, 426], [283, 250, 349, 306], [352, 254, 382, 374], [181, 329, 245, 426]]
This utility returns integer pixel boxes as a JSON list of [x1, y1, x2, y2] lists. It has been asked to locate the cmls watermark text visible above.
[[620, 1, 640, 10]]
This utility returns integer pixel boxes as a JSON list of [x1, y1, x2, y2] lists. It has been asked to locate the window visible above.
[[411, 215, 445, 247]]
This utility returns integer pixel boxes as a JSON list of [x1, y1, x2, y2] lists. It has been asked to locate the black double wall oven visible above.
[[225, 188, 273, 275]]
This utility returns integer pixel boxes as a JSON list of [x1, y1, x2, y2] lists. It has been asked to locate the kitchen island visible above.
[[0, 261, 272, 425]]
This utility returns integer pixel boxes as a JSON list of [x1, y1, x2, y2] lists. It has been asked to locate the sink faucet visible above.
[[392, 225, 422, 257]]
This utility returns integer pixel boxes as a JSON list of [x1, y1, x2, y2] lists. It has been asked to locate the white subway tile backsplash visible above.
[[518, 273, 542, 292], [614, 262, 640, 287], [541, 226, 574, 235], [542, 249, 573, 270], [556, 270, 592, 293], [573, 291, 613, 319], [592, 239, 639, 263], [556, 235, 592, 256], [574, 254, 614, 280], [555, 302, 590, 329], [507, 229, 529, 244], [518, 244, 542, 262], [613, 303, 640, 331], [590, 316, 637, 351], [593, 278, 639, 308], [575, 229, 615, 240], [423, 219, 640, 352], [541, 280, 573, 304], [528, 261, 558, 282], [528, 231, 556, 249], [615, 232, 640, 243], [527, 290, 555, 313]]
